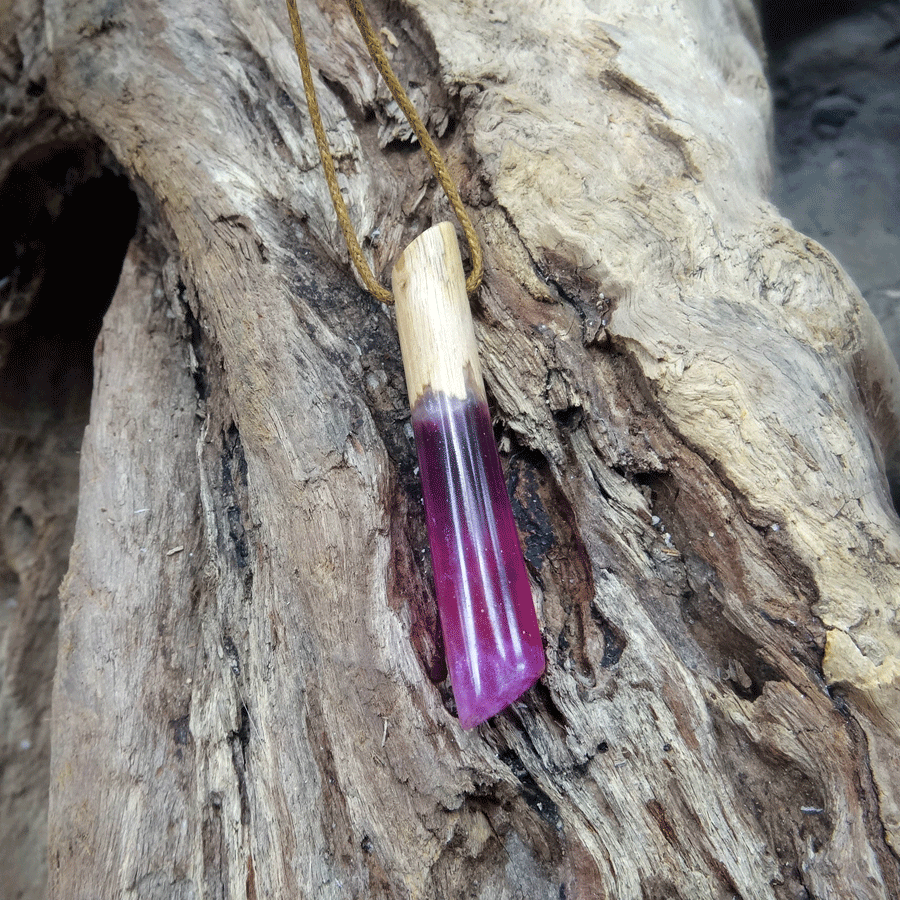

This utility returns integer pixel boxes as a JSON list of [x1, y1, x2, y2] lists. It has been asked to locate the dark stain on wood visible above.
[[591, 609, 627, 668], [387, 489, 446, 683], [646, 798, 681, 851], [229, 703, 252, 828], [170, 715, 192, 747], [221, 424, 251, 569], [507, 447, 557, 571], [506, 442, 599, 681], [245, 853, 257, 900], [499, 747, 562, 827]]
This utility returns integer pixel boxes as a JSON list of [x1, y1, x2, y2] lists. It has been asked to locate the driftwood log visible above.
[[2, 0, 899, 897]]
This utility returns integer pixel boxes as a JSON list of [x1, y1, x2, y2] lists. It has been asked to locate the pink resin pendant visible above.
[[412, 390, 544, 727], [393, 223, 545, 728]]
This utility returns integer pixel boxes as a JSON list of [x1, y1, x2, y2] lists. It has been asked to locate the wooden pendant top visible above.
[[391, 222, 485, 408]]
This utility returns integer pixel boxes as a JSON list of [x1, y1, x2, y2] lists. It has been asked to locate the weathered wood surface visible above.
[[1, 0, 899, 896]]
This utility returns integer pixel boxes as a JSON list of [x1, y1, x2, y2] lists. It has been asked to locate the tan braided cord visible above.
[[285, 0, 483, 304]]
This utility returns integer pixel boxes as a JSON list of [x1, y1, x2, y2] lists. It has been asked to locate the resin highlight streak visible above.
[[412, 390, 545, 728]]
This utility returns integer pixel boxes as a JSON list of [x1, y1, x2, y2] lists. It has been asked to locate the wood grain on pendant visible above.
[[392, 222, 485, 407]]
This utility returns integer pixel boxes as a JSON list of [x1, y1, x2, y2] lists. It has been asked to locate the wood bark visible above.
[[1, 0, 899, 897]]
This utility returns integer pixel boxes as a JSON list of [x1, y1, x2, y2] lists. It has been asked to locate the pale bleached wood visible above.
[[0, 0, 897, 896], [392, 221, 484, 406]]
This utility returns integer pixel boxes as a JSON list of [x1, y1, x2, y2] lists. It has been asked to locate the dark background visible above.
[[766, 0, 900, 362]]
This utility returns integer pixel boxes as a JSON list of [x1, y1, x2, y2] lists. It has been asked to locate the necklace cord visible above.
[[284, 0, 483, 304]]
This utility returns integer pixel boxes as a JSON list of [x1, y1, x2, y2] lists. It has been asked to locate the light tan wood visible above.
[[392, 221, 484, 407]]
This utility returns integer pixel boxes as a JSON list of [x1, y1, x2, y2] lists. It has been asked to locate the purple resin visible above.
[[412, 390, 545, 728]]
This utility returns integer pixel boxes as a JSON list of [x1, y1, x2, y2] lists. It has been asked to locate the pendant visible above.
[[392, 223, 545, 728]]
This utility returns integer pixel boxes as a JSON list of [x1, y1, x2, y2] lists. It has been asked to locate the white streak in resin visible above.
[[439, 396, 481, 693], [466, 408, 524, 664]]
